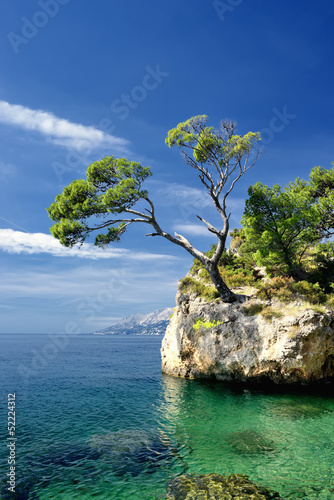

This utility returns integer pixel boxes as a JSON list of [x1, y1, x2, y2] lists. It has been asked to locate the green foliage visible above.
[[50, 219, 89, 247], [193, 318, 223, 331], [256, 277, 295, 301], [255, 276, 328, 305], [325, 294, 334, 309], [242, 181, 318, 277], [48, 115, 261, 303], [307, 242, 334, 293], [179, 276, 220, 301], [242, 303, 264, 316], [47, 156, 151, 247], [219, 266, 255, 287], [165, 115, 261, 168], [243, 303, 283, 320], [190, 244, 256, 289], [241, 164, 334, 280], [308, 163, 334, 238], [292, 281, 327, 304], [260, 306, 283, 321]]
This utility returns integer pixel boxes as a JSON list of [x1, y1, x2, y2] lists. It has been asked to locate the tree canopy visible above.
[[48, 115, 261, 303], [240, 163, 334, 281]]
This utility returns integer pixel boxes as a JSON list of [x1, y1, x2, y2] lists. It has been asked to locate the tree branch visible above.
[[196, 215, 221, 236]]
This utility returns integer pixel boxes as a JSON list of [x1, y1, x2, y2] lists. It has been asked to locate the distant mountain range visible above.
[[93, 307, 173, 335]]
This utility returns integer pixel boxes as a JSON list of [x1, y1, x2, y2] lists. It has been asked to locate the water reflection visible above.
[[157, 375, 334, 499]]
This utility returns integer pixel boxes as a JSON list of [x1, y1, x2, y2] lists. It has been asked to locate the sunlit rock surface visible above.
[[161, 290, 334, 385]]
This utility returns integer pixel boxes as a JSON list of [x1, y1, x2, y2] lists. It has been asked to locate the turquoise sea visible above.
[[1, 333, 334, 499]]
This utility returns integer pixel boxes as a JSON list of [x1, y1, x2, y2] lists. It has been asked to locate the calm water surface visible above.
[[0, 334, 334, 499]]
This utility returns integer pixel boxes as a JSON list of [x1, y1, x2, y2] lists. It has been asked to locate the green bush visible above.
[[242, 303, 264, 316], [193, 318, 223, 331], [255, 276, 328, 305], [292, 281, 327, 304], [260, 306, 283, 321], [325, 294, 334, 309], [256, 277, 295, 301], [219, 266, 256, 287], [190, 244, 257, 288], [243, 303, 283, 320], [179, 276, 219, 301]]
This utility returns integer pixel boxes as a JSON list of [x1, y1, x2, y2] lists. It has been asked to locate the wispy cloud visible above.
[[0, 100, 130, 152], [151, 180, 246, 226], [0, 229, 175, 261], [0, 160, 17, 179], [153, 181, 212, 208], [173, 223, 214, 237]]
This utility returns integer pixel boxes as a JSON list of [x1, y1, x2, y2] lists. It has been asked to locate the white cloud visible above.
[[0, 100, 130, 152], [0, 229, 175, 261], [173, 223, 214, 237], [153, 181, 212, 208], [0, 160, 17, 179], [151, 180, 245, 212]]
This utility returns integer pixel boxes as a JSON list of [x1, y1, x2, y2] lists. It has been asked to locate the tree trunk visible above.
[[206, 261, 237, 303]]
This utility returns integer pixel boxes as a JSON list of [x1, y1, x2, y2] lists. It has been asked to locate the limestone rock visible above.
[[164, 473, 282, 499], [161, 290, 334, 385]]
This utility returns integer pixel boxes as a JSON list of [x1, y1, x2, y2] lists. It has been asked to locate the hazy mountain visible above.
[[93, 307, 173, 335]]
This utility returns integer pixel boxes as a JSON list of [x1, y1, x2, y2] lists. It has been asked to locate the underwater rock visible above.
[[88, 429, 156, 454], [227, 430, 277, 455], [271, 401, 331, 419], [164, 473, 282, 499], [31, 442, 102, 468], [0, 442, 102, 499], [0, 475, 39, 500], [88, 429, 181, 476]]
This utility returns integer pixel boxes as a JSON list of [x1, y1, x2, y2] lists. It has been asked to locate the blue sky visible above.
[[0, 0, 333, 333]]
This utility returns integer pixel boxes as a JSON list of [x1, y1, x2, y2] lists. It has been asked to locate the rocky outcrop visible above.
[[161, 290, 334, 385]]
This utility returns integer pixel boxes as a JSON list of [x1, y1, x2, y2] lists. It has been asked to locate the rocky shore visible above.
[[161, 288, 334, 385]]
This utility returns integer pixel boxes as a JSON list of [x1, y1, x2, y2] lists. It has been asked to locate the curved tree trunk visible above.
[[205, 261, 237, 303], [148, 219, 237, 303]]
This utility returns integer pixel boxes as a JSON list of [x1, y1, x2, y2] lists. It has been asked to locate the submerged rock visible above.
[[271, 400, 331, 419], [227, 430, 277, 455], [0, 475, 39, 500], [88, 429, 183, 476], [161, 290, 334, 385], [31, 442, 102, 467], [0, 442, 102, 499], [163, 473, 282, 499]]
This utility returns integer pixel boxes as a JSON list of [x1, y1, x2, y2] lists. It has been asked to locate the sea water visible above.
[[0, 333, 334, 499]]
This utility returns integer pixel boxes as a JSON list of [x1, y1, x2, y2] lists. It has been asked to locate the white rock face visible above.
[[161, 291, 334, 385]]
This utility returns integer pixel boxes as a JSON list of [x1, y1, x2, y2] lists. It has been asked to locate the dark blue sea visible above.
[[1, 333, 334, 499]]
